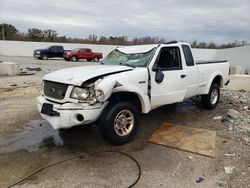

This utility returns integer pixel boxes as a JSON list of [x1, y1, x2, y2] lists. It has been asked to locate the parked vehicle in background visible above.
[[64, 48, 103, 62], [37, 42, 230, 145], [33, 46, 67, 60]]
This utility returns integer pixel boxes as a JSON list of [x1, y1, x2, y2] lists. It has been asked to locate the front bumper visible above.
[[33, 54, 41, 58], [37, 95, 107, 129]]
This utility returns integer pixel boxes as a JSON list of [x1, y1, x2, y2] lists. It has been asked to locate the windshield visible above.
[[102, 48, 156, 67], [72, 48, 80, 52], [45, 46, 52, 49]]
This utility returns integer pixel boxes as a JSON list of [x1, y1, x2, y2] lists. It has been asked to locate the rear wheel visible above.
[[99, 101, 139, 145], [201, 83, 220, 109], [71, 56, 78, 62]]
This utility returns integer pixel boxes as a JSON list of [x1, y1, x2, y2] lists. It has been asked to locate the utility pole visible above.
[[2, 24, 5, 40]]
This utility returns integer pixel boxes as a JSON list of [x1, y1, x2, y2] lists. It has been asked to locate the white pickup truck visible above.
[[37, 42, 230, 144]]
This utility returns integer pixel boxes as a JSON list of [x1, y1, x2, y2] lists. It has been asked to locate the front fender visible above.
[[112, 85, 151, 113], [95, 78, 117, 101]]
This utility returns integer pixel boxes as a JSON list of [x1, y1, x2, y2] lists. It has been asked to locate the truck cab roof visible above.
[[117, 42, 190, 54]]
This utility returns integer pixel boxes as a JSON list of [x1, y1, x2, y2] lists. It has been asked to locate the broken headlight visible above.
[[95, 90, 104, 102], [70, 87, 90, 101]]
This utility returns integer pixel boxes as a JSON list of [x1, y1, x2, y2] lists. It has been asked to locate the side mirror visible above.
[[155, 68, 164, 83]]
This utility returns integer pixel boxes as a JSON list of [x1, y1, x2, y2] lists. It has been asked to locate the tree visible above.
[[43, 29, 58, 42], [27, 28, 43, 41], [87, 34, 98, 44], [0, 23, 18, 40]]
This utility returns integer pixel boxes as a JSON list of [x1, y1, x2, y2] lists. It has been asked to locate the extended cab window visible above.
[[182, 45, 194, 66], [51, 46, 59, 52], [156, 47, 182, 70]]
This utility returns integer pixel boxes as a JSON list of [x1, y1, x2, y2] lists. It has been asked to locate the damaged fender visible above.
[[94, 78, 117, 102]]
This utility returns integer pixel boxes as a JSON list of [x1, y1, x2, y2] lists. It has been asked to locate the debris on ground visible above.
[[213, 116, 223, 120], [224, 166, 235, 174], [227, 109, 240, 119], [187, 156, 194, 160], [18, 67, 42, 76], [242, 137, 249, 144], [224, 153, 236, 157], [18, 71, 35, 76], [227, 125, 233, 131], [196, 177, 204, 183], [26, 67, 42, 71]]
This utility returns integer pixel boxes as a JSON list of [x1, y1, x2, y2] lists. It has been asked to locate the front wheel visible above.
[[41, 54, 48, 60], [99, 102, 139, 145], [71, 56, 78, 62], [201, 83, 220, 110]]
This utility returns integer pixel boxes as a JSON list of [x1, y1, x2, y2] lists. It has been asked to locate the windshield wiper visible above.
[[119, 63, 135, 68]]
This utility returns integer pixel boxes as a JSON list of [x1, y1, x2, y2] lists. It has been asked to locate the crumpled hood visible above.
[[43, 65, 133, 86]]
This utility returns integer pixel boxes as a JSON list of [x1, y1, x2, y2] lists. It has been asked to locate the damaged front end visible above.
[[37, 77, 118, 129], [70, 77, 117, 105]]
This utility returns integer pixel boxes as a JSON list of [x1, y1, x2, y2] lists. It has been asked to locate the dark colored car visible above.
[[33, 46, 65, 60], [64, 48, 103, 62]]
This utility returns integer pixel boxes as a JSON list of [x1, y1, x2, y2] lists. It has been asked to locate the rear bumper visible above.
[[37, 95, 108, 129]]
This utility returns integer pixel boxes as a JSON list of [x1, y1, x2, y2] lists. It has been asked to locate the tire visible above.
[[42, 54, 48, 60], [71, 56, 78, 62], [201, 83, 220, 110], [87, 59, 91, 62], [99, 102, 139, 145], [93, 57, 99, 62]]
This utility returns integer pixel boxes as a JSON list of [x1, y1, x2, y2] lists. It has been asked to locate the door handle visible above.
[[181, 74, 187, 78]]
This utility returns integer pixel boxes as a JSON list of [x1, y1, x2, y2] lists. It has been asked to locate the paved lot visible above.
[[0, 56, 249, 188]]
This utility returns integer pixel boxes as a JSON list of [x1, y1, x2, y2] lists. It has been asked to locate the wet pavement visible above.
[[0, 120, 62, 153]]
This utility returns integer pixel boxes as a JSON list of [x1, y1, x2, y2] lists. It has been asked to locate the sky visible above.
[[0, 0, 250, 43]]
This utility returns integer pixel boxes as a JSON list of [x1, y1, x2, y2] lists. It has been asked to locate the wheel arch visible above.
[[205, 74, 223, 94], [107, 91, 148, 113]]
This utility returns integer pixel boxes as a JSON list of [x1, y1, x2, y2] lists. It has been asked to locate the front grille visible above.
[[44, 81, 68, 100]]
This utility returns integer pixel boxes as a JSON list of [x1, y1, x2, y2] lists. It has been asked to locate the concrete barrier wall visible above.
[[0, 41, 249, 69], [216, 45, 250, 69], [224, 75, 250, 91], [192, 48, 217, 61], [0, 41, 218, 60], [0, 41, 118, 57]]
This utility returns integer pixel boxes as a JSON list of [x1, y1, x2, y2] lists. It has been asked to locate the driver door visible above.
[[150, 47, 188, 109]]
